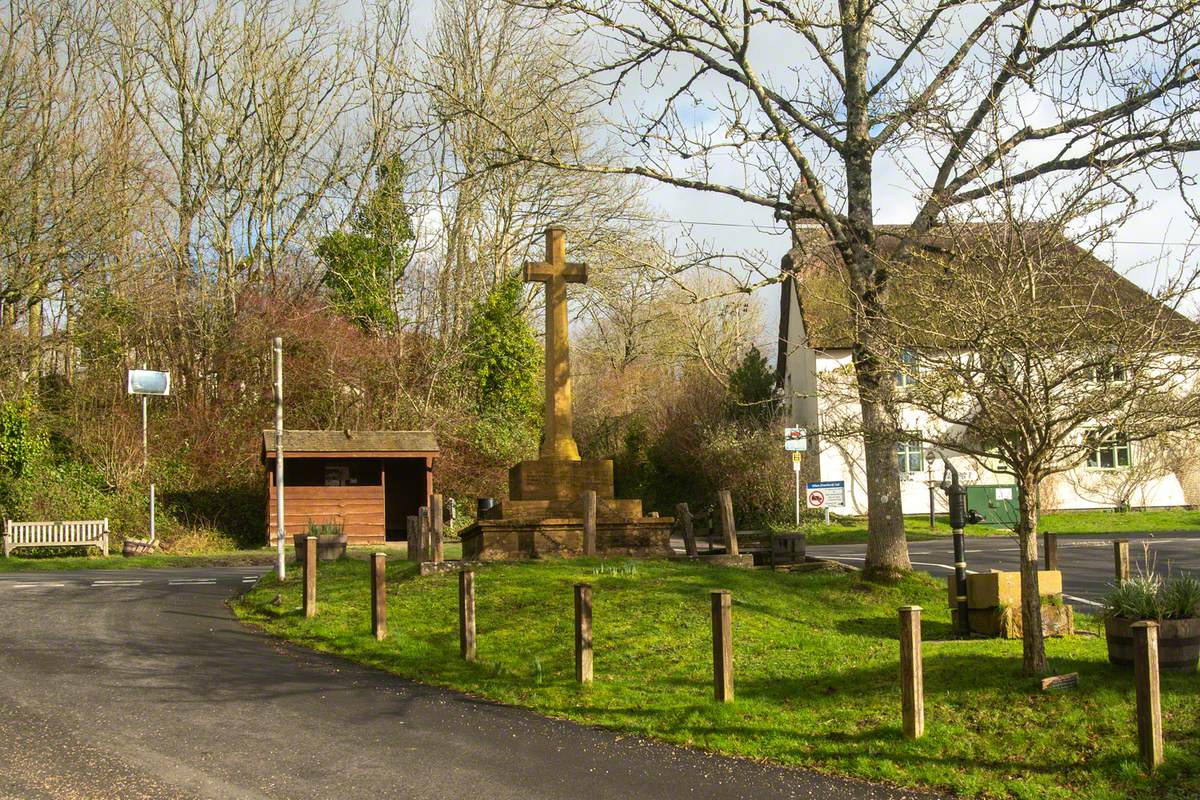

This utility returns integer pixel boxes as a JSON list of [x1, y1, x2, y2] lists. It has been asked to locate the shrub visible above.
[[1101, 573, 1200, 621]]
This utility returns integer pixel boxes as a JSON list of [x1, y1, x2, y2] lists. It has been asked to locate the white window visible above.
[[1091, 362, 1128, 383], [896, 439, 924, 477], [1087, 432, 1132, 470], [895, 348, 919, 388]]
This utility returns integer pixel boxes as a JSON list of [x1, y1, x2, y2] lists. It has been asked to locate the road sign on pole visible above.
[[784, 427, 807, 451], [806, 480, 845, 509]]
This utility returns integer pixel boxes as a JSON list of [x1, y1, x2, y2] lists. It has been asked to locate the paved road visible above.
[[0, 568, 937, 800], [808, 531, 1200, 608]]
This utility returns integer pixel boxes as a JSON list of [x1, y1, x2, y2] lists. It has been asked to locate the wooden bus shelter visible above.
[[262, 430, 438, 545]]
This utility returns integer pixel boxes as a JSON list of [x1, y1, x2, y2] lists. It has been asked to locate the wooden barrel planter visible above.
[[292, 534, 348, 564], [1105, 617, 1200, 671]]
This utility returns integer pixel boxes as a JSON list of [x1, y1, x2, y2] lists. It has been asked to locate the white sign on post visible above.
[[792, 452, 803, 471], [127, 369, 170, 396], [784, 427, 807, 451], [806, 480, 845, 509]]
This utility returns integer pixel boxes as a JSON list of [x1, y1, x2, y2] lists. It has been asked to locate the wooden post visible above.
[[417, 506, 431, 563], [711, 589, 733, 702], [1115, 539, 1130, 582], [303, 535, 317, 618], [1132, 621, 1164, 770], [406, 515, 418, 562], [899, 606, 925, 739], [1044, 532, 1058, 571], [716, 490, 739, 557], [371, 552, 387, 641], [581, 490, 597, 556], [430, 494, 444, 563], [676, 503, 697, 557], [574, 583, 593, 684], [459, 570, 476, 661]]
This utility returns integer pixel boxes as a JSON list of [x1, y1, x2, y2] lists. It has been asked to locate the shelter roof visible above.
[[262, 429, 439, 456]]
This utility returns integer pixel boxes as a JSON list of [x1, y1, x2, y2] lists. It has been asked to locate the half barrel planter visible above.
[[1105, 616, 1200, 672], [292, 534, 348, 564]]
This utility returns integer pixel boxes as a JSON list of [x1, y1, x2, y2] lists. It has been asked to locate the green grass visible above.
[[234, 558, 1199, 799], [801, 509, 1200, 546]]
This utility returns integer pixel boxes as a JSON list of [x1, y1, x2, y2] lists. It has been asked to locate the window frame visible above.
[[894, 348, 919, 388], [896, 438, 925, 478], [1085, 431, 1132, 471]]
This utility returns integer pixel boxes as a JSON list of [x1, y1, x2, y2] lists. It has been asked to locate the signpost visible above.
[[785, 428, 807, 525], [806, 480, 845, 525], [127, 368, 169, 544]]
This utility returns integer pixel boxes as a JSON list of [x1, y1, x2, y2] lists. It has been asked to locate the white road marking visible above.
[[1063, 594, 1103, 607], [91, 580, 142, 586], [168, 579, 216, 585], [10, 583, 64, 588]]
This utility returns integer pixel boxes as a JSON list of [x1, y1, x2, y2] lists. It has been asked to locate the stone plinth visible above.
[[509, 458, 615, 501], [461, 516, 674, 561]]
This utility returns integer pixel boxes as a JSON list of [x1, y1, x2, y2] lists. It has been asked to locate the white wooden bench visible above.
[[2, 519, 109, 557]]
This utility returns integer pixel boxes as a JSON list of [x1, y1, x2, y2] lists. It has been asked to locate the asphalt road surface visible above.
[[0, 567, 939, 800], [808, 531, 1200, 608]]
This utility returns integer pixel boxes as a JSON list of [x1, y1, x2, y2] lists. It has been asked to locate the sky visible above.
[[405, 1, 1200, 350]]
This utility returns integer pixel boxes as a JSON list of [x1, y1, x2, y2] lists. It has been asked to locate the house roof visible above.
[[776, 223, 1197, 357], [261, 429, 439, 456]]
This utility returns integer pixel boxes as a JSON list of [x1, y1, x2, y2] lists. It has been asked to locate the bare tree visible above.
[[484, 0, 1200, 579]]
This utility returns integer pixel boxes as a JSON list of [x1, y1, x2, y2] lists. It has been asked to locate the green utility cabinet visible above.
[[965, 484, 1021, 529]]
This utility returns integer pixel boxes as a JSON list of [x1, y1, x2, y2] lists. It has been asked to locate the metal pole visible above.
[[141, 395, 148, 468], [149, 483, 156, 543], [273, 337, 285, 581], [794, 469, 800, 527], [928, 483, 936, 530]]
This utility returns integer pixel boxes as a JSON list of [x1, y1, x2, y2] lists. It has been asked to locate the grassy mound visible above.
[[234, 559, 1199, 799]]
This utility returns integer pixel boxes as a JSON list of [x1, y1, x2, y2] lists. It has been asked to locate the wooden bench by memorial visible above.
[[2, 519, 110, 557]]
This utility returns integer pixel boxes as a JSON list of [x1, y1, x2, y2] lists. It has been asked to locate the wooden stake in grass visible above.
[[1114, 539, 1130, 582], [371, 552, 386, 641], [417, 506, 431, 563], [430, 494, 444, 564], [574, 583, 593, 684], [1044, 532, 1058, 571], [406, 515, 418, 562], [1132, 621, 1164, 770], [716, 490, 739, 557], [459, 569, 476, 661], [303, 535, 317, 618], [898, 606, 924, 739], [711, 589, 733, 702], [581, 490, 597, 556], [676, 502, 697, 557]]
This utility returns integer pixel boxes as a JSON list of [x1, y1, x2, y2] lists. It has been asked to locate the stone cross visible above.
[[524, 225, 586, 461]]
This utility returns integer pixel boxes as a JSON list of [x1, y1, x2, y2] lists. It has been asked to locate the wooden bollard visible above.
[[711, 589, 733, 702], [430, 494, 444, 563], [371, 552, 387, 641], [574, 583, 593, 684], [303, 535, 317, 618], [716, 490, 739, 556], [676, 502, 698, 557], [581, 490, 597, 556], [1115, 539, 1130, 582], [459, 570, 476, 661], [899, 606, 925, 739], [1044, 532, 1058, 571], [417, 506, 431, 563], [406, 515, 419, 562], [1132, 621, 1164, 770]]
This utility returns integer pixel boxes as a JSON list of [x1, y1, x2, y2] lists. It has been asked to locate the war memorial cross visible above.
[[524, 225, 586, 461]]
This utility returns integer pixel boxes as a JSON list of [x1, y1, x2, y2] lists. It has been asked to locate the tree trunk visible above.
[[842, 6, 910, 580], [1016, 473, 1047, 675]]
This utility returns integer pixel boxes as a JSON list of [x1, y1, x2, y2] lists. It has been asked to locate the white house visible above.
[[775, 227, 1194, 519]]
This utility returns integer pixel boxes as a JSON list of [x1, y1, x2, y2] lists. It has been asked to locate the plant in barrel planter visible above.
[[1101, 573, 1200, 672], [293, 521, 347, 564]]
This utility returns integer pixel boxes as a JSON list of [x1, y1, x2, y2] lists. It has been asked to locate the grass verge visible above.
[[234, 558, 1198, 799], [801, 509, 1200, 546], [0, 550, 278, 571]]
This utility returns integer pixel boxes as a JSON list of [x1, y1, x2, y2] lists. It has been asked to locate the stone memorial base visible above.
[[947, 569, 1074, 639], [461, 516, 674, 560], [459, 456, 674, 560]]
